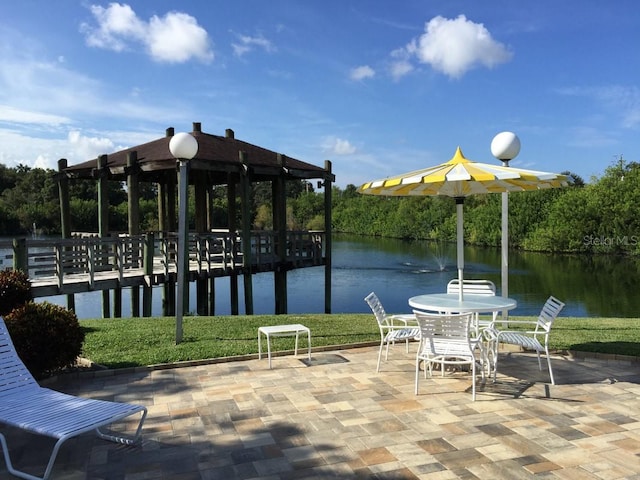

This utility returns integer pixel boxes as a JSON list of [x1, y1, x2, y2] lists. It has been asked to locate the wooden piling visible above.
[[97, 154, 111, 318], [239, 151, 253, 315], [274, 154, 288, 314], [57, 158, 75, 312], [127, 151, 141, 317]]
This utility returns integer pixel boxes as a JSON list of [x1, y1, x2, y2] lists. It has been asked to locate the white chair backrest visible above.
[[0, 317, 38, 397], [364, 292, 389, 327], [537, 296, 565, 333], [447, 279, 496, 296], [414, 311, 474, 353]]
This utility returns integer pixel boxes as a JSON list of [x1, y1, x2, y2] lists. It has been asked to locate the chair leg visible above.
[[471, 359, 476, 401], [478, 350, 486, 382], [491, 340, 500, 382], [376, 339, 384, 372], [0, 432, 65, 480], [415, 358, 420, 394], [95, 409, 147, 445], [545, 347, 555, 385]]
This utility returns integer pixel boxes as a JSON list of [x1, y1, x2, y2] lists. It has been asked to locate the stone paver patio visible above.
[[1, 345, 639, 479]]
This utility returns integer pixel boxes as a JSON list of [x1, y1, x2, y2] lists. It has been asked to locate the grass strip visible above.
[[80, 314, 639, 369]]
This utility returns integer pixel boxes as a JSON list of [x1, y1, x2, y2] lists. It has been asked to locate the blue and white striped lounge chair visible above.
[[0, 317, 147, 480]]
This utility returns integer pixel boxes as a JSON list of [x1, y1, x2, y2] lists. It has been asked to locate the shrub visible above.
[[0, 269, 32, 316], [4, 302, 85, 378]]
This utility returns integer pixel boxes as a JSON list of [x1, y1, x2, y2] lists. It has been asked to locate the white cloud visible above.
[[0, 129, 70, 170], [590, 85, 640, 128], [82, 3, 214, 64], [393, 15, 512, 79], [0, 105, 71, 126], [389, 60, 414, 81], [623, 108, 640, 128], [83, 3, 145, 51], [0, 53, 191, 125], [323, 137, 357, 155], [388, 47, 414, 80], [567, 126, 618, 148], [33, 154, 54, 170], [0, 28, 200, 172], [0, 124, 159, 171], [349, 65, 375, 81], [558, 85, 640, 129], [67, 130, 116, 160], [232, 33, 276, 57]]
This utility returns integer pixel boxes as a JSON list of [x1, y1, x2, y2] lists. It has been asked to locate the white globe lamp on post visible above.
[[491, 132, 520, 317], [169, 132, 198, 344]]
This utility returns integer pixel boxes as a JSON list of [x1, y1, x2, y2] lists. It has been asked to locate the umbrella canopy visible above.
[[359, 147, 568, 196], [357, 147, 570, 299]]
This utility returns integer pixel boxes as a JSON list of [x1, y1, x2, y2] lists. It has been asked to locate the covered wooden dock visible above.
[[46, 122, 334, 318], [1, 229, 325, 317]]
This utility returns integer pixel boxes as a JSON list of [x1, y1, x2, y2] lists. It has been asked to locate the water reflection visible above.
[[326, 234, 640, 318]]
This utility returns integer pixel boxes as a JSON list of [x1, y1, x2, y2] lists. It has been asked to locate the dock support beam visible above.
[[97, 154, 111, 318], [240, 151, 253, 315], [127, 151, 141, 317], [143, 233, 154, 317], [57, 158, 75, 312], [324, 160, 333, 314], [227, 177, 239, 315], [274, 154, 288, 314], [195, 178, 208, 316]]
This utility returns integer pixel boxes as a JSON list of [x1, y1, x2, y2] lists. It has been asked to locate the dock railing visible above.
[[0, 230, 325, 297]]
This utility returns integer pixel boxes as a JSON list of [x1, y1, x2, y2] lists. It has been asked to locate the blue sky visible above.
[[1, 1, 638, 187]]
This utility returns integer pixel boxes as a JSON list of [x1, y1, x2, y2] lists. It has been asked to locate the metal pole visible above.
[[456, 198, 464, 301], [501, 191, 509, 314], [501, 158, 509, 319], [176, 159, 189, 344]]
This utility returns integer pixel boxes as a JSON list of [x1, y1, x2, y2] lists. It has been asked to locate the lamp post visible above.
[[169, 132, 198, 344], [491, 131, 520, 315]]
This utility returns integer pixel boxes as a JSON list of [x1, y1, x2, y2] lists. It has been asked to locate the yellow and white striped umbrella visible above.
[[358, 147, 570, 197], [357, 147, 570, 300]]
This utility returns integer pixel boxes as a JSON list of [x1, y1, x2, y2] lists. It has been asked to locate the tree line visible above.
[[1, 159, 639, 255]]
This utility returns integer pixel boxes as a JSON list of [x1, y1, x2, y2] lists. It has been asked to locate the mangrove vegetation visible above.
[[1, 157, 639, 255]]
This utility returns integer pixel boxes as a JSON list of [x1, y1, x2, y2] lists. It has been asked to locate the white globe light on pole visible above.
[[491, 131, 521, 161], [169, 132, 198, 344], [169, 132, 199, 161], [491, 131, 520, 317]]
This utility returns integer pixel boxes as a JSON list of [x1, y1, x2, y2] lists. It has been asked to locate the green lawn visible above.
[[80, 314, 640, 369]]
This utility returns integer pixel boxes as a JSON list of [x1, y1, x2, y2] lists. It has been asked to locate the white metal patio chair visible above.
[[0, 317, 147, 480], [446, 279, 497, 336], [364, 292, 419, 372], [486, 296, 565, 385], [413, 311, 485, 401], [446, 279, 496, 297]]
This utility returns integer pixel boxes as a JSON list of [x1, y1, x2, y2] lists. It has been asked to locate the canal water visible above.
[[28, 234, 640, 319]]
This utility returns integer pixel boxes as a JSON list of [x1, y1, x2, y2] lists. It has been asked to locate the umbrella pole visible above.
[[456, 198, 464, 301]]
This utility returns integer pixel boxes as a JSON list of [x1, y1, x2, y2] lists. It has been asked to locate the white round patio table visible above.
[[408, 293, 517, 315]]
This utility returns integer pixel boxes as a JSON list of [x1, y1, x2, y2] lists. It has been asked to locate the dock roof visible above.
[[64, 123, 333, 185]]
